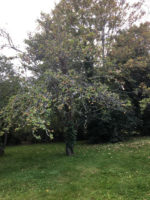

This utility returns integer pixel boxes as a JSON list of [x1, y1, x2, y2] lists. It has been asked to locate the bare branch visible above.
[[0, 28, 23, 53]]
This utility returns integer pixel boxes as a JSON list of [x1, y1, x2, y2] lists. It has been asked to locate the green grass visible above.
[[0, 137, 150, 200]]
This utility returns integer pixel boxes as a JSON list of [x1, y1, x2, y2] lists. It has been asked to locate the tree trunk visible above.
[[111, 126, 119, 143], [66, 143, 74, 156], [102, 26, 105, 67], [0, 147, 4, 156], [4, 133, 7, 147], [0, 134, 7, 156]]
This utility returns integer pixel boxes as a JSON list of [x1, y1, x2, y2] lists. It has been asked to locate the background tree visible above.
[[107, 22, 150, 132], [0, 56, 21, 155], [0, 28, 23, 155]]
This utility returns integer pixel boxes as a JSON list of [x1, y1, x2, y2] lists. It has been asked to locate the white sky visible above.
[[0, 0, 59, 51], [0, 0, 150, 53]]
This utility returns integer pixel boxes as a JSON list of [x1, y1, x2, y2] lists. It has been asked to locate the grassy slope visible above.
[[0, 137, 150, 200]]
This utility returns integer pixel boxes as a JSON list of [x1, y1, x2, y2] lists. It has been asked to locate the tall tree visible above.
[[23, 0, 144, 76]]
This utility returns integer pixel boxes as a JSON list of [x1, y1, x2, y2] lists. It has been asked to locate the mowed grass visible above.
[[0, 138, 150, 200]]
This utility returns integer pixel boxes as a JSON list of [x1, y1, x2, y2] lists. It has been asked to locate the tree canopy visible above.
[[0, 0, 149, 156]]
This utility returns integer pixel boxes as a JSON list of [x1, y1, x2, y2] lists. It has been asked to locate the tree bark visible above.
[[111, 126, 119, 143], [4, 133, 7, 147], [102, 26, 105, 67], [66, 143, 74, 156], [0, 147, 4, 156], [0, 134, 7, 156]]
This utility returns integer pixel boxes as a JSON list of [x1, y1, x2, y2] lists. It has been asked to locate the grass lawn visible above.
[[0, 137, 150, 200]]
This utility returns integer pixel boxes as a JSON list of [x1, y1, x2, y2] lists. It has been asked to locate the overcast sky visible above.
[[0, 0, 59, 50], [0, 0, 150, 51]]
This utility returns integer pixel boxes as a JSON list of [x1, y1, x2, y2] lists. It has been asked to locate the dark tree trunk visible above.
[[0, 147, 4, 156], [66, 143, 74, 156], [4, 133, 7, 147], [59, 57, 67, 74], [111, 126, 119, 143], [0, 134, 7, 156], [133, 100, 141, 119], [84, 56, 94, 79], [64, 102, 76, 156]]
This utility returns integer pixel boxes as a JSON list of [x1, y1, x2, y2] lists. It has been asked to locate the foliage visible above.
[[23, 0, 144, 75], [0, 68, 127, 148], [0, 56, 21, 109], [106, 22, 150, 132], [0, 55, 21, 153], [0, 85, 53, 139], [43, 70, 128, 144]]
